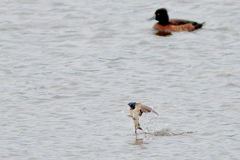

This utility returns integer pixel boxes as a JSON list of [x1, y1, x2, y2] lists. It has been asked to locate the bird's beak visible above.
[[147, 16, 155, 21]]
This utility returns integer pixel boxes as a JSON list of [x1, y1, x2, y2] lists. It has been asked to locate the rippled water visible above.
[[1, 0, 240, 159]]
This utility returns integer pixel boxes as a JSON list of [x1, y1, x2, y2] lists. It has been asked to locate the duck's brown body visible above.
[[154, 22, 195, 32], [152, 8, 204, 34]]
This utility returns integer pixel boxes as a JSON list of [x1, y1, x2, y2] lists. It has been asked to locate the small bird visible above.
[[128, 102, 158, 134], [149, 8, 204, 35]]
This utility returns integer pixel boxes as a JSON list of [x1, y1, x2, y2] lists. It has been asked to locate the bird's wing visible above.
[[169, 19, 197, 25], [139, 105, 159, 116]]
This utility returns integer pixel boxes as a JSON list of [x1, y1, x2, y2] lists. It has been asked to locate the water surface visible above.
[[1, 0, 240, 159]]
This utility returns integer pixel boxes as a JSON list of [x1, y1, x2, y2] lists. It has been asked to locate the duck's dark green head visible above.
[[155, 8, 169, 26]]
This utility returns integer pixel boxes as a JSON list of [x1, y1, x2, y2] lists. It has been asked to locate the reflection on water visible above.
[[155, 30, 172, 36], [132, 139, 145, 145], [130, 138, 147, 149]]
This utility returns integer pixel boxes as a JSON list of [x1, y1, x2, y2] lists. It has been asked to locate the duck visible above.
[[128, 102, 158, 134], [151, 8, 204, 35]]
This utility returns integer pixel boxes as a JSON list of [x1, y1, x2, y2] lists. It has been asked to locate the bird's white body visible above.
[[129, 104, 142, 130]]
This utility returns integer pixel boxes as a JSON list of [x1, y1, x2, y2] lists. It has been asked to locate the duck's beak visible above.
[[147, 16, 155, 21]]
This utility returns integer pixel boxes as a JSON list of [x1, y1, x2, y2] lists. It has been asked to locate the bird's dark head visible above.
[[128, 102, 136, 109], [155, 8, 169, 26]]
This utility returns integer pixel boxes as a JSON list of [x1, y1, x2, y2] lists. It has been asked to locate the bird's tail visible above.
[[136, 123, 142, 130], [194, 22, 205, 29]]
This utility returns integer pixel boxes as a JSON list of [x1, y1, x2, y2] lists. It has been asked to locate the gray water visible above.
[[1, 0, 240, 159]]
